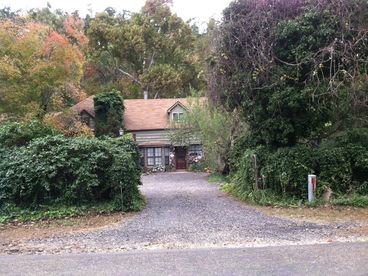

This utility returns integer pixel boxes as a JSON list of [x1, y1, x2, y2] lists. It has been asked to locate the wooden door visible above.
[[175, 147, 187, 169]]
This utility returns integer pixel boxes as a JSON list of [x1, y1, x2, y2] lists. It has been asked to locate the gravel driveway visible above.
[[11, 172, 341, 254]]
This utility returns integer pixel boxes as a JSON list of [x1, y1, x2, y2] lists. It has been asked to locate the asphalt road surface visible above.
[[1, 242, 367, 275]]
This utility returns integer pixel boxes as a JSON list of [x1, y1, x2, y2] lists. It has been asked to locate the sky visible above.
[[1, 0, 234, 27]]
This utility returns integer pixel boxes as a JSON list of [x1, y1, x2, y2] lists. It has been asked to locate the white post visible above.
[[308, 174, 317, 202]]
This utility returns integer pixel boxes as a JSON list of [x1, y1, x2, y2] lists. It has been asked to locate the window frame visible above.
[[172, 112, 184, 122], [147, 147, 162, 166], [81, 112, 90, 126], [164, 147, 170, 165], [188, 144, 203, 157], [139, 148, 145, 167]]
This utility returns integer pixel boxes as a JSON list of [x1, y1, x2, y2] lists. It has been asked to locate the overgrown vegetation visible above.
[[209, 0, 368, 206], [94, 90, 124, 137], [0, 121, 143, 222], [170, 94, 247, 173], [0, 120, 61, 147]]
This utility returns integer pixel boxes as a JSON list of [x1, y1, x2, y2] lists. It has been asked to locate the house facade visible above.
[[72, 97, 204, 171]]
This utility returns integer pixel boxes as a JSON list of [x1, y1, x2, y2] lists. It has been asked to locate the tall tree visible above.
[[209, 0, 368, 148], [85, 0, 204, 98], [0, 20, 85, 117]]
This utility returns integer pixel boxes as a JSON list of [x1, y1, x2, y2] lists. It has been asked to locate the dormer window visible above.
[[167, 101, 188, 124], [172, 112, 184, 122]]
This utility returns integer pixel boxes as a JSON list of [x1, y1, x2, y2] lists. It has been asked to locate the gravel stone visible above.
[[20, 172, 340, 254]]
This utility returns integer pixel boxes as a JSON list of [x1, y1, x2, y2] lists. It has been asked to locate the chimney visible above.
[[144, 90, 148, 100]]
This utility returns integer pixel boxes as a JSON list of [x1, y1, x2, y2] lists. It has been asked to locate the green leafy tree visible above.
[[27, 6, 66, 33], [209, 0, 368, 148], [0, 7, 20, 20], [85, 0, 204, 98], [94, 90, 124, 137], [170, 94, 247, 173]]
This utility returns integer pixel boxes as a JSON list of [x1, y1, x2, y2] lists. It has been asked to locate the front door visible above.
[[175, 147, 187, 169]]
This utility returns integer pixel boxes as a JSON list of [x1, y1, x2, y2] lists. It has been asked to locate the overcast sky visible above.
[[1, 0, 234, 26]]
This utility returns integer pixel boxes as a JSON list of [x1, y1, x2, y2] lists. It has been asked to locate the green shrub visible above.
[[332, 128, 368, 192], [317, 147, 352, 194], [0, 135, 142, 210], [230, 140, 368, 202], [94, 90, 124, 137], [0, 120, 60, 148], [230, 146, 273, 194], [262, 145, 316, 198], [188, 161, 206, 172], [335, 127, 368, 148]]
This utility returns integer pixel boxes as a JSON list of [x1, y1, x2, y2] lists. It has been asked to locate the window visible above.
[[81, 112, 90, 126], [147, 147, 162, 166], [172, 112, 184, 122], [89, 119, 95, 129], [164, 147, 170, 165], [188, 144, 203, 157], [81, 111, 95, 129]]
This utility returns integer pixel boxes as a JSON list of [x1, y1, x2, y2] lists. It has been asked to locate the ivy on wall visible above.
[[94, 90, 124, 137]]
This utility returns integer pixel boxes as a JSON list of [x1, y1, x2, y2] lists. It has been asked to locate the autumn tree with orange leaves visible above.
[[0, 20, 85, 118]]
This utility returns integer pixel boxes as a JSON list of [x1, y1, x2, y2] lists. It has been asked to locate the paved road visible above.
[[18, 172, 341, 254], [1, 242, 368, 275]]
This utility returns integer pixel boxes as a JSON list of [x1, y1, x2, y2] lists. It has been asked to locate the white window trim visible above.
[[172, 112, 184, 122], [147, 147, 162, 166]]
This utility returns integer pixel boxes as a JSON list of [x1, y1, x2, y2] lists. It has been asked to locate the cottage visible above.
[[72, 96, 205, 170]]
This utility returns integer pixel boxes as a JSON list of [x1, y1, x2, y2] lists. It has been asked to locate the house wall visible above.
[[131, 129, 201, 147], [132, 130, 171, 146]]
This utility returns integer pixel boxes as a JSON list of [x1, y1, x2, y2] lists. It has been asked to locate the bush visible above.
[[335, 127, 368, 148], [333, 128, 368, 193], [262, 145, 317, 198], [317, 147, 352, 194], [0, 135, 142, 210], [188, 161, 206, 172], [230, 140, 368, 202], [0, 120, 60, 148], [230, 146, 272, 194]]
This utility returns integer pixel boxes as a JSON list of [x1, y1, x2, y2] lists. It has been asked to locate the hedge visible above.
[[230, 128, 368, 200], [0, 120, 60, 148], [0, 135, 142, 210]]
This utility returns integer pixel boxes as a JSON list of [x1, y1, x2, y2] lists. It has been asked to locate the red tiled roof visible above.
[[72, 96, 206, 131], [72, 96, 95, 117]]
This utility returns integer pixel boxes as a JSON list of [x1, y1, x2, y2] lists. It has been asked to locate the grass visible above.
[[221, 182, 368, 208], [0, 196, 146, 225], [207, 173, 228, 183], [330, 195, 368, 207]]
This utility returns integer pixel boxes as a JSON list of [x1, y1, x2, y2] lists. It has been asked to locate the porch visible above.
[[139, 144, 203, 171]]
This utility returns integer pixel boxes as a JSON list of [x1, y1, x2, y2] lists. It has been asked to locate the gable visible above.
[[167, 101, 188, 113], [169, 103, 186, 114]]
